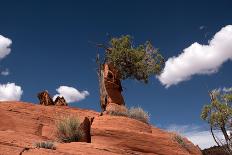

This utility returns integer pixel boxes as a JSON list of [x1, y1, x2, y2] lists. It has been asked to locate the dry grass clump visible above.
[[35, 141, 56, 150], [128, 107, 150, 123], [108, 106, 150, 124], [56, 116, 82, 143]]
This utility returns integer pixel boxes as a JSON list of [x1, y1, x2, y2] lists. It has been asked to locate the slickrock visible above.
[[0, 101, 202, 155]]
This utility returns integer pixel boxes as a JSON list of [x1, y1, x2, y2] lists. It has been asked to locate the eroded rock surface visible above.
[[37, 90, 54, 106], [0, 102, 202, 155], [99, 63, 126, 113], [38, 91, 68, 106], [54, 96, 68, 106]]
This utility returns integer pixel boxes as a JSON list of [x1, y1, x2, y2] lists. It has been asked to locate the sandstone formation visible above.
[[38, 91, 68, 106], [54, 96, 68, 106], [0, 101, 202, 155], [37, 90, 54, 106], [99, 63, 125, 112]]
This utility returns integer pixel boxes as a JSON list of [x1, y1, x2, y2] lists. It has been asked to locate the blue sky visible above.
[[0, 0, 232, 148]]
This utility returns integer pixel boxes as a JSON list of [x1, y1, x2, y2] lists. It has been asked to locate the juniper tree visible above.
[[201, 88, 232, 150], [96, 35, 164, 111]]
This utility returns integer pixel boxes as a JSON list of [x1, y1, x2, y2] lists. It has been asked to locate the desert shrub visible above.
[[107, 109, 128, 117], [128, 107, 150, 124], [108, 106, 150, 124], [56, 116, 82, 143], [35, 141, 56, 150]]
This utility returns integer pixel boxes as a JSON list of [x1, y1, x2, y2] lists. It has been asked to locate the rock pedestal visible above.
[[99, 63, 125, 112]]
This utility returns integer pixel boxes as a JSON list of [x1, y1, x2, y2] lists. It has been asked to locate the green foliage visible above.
[[201, 87, 232, 150], [56, 116, 82, 143], [201, 89, 232, 128], [105, 35, 164, 83], [108, 106, 150, 124], [35, 141, 56, 150]]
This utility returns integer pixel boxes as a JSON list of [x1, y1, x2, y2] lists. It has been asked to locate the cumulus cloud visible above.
[[0, 83, 23, 101], [53, 86, 89, 103], [0, 35, 12, 59], [166, 124, 225, 149], [158, 25, 232, 87]]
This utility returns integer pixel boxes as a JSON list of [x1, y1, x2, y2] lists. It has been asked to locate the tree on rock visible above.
[[96, 35, 164, 112]]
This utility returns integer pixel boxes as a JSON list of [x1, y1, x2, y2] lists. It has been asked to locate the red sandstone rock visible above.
[[37, 90, 54, 106], [99, 63, 126, 112], [0, 101, 202, 155], [54, 96, 68, 106]]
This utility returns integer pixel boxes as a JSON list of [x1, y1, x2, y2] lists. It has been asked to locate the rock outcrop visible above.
[[37, 90, 54, 106], [54, 96, 68, 106], [38, 91, 68, 106], [99, 63, 126, 112], [0, 101, 202, 155]]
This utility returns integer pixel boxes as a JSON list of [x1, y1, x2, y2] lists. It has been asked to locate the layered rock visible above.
[[99, 63, 125, 113], [0, 102, 202, 155]]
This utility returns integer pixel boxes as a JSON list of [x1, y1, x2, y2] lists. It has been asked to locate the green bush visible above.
[[108, 106, 150, 124], [56, 116, 82, 143], [35, 141, 56, 150]]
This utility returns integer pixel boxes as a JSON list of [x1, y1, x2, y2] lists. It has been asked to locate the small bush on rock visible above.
[[128, 107, 150, 124], [172, 133, 190, 152], [108, 106, 150, 124], [35, 141, 56, 150], [56, 116, 82, 143]]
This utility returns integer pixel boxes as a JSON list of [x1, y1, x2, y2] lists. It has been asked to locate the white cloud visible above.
[[1, 68, 10, 76], [158, 25, 232, 88], [0, 83, 23, 101], [166, 124, 225, 149], [0, 35, 12, 59], [53, 86, 89, 103]]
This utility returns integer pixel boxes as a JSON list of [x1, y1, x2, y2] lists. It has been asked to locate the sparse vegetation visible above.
[[108, 106, 150, 124], [56, 116, 82, 143], [172, 133, 189, 151], [35, 141, 56, 150], [128, 107, 150, 123]]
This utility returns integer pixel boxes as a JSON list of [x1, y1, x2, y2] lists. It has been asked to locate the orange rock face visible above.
[[0, 101, 202, 155], [100, 63, 126, 112]]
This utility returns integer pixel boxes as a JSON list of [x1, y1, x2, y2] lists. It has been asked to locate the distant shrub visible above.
[[56, 116, 82, 143], [108, 106, 150, 124], [35, 141, 56, 150]]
